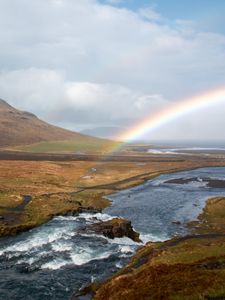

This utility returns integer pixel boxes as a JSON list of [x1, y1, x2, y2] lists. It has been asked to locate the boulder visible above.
[[172, 221, 181, 225], [79, 218, 141, 242]]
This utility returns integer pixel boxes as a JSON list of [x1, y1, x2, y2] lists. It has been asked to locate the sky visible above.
[[0, 0, 225, 142]]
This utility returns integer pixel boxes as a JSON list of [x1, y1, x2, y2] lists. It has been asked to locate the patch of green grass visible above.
[[151, 237, 225, 266], [14, 138, 120, 153], [74, 189, 111, 209]]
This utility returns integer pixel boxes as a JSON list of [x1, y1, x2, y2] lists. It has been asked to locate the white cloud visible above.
[[1, 67, 225, 142], [0, 68, 168, 124], [0, 68, 64, 113], [65, 82, 101, 109], [0, 0, 225, 140]]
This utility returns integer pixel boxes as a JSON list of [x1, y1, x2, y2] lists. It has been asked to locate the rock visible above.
[[71, 282, 98, 300], [78, 207, 102, 214], [172, 221, 181, 225], [79, 218, 141, 242]]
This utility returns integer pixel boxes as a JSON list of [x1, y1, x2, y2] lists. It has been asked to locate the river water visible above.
[[0, 167, 225, 299]]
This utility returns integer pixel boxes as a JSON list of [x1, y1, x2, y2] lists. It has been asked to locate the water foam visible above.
[[70, 250, 111, 266], [54, 215, 80, 221], [140, 233, 169, 243], [119, 245, 133, 253], [78, 212, 115, 222], [107, 236, 140, 246], [0, 228, 75, 256], [41, 259, 69, 270], [51, 241, 73, 252], [148, 147, 225, 155]]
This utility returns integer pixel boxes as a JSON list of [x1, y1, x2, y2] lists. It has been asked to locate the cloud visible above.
[[0, 0, 225, 140], [0, 68, 168, 125], [0, 68, 64, 114], [1, 67, 225, 142], [138, 7, 163, 22]]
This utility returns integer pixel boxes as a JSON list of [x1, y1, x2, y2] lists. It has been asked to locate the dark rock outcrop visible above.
[[79, 218, 141, 242]]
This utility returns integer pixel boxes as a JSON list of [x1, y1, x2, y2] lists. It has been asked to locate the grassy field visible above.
[[12, 138, 120, 153]]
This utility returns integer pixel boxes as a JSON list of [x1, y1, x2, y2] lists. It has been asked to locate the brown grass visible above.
[[94, 235, 225, 300], [0, 155, 225, 237], [189, 197, 225, 234]]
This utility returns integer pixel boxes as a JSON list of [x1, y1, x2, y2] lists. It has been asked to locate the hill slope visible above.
[[0, 99, 116, 151]]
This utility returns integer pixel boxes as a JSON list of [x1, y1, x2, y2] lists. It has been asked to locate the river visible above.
[[0, 167, 225, 299]]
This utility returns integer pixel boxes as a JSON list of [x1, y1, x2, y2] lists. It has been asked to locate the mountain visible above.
[[0, 99, 103, 148], [81, 126, 125, 140]]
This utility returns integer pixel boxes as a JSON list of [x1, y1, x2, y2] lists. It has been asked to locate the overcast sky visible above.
[[0, 0, 225, 142]]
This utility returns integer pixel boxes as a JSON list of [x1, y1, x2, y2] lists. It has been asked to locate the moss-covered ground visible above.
[[11, 138, 120, 154]]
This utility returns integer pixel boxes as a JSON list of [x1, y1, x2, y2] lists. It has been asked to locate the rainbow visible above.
[[116, 87, 225, 143]]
